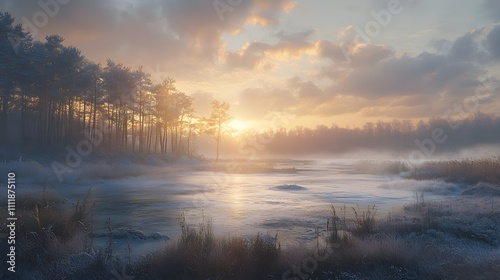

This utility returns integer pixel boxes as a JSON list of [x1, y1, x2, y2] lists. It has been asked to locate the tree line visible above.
[[259, 113, 500, 155], [0, 12, 231, 159]]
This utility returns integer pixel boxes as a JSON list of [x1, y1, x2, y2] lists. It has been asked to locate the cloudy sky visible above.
[[2, 0, 500, 129]]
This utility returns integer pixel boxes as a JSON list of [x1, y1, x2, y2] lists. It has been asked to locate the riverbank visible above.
[[2, 185, 499, 279]]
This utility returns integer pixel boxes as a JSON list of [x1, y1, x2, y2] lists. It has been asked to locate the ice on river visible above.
[[3, 158, 464, 256]]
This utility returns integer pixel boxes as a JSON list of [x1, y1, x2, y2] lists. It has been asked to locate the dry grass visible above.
[[352, 204, 377, 236], [327, 204, 350, 244], [0, 188, 125, 279], [134, 215, 283, 279], [407, 158, 500, 185], [353, 158, 500, 185]]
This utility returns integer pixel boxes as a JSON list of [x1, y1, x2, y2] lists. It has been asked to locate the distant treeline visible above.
[[260, 113, 500, 155], [0, 12, 230, 156]]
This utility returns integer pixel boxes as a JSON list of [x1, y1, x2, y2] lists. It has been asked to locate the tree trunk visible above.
[[216, 123, 221, 162], [0, 93, 10, 143]]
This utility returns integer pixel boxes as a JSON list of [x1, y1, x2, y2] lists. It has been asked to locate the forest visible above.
[[0, 12, 232, 158]]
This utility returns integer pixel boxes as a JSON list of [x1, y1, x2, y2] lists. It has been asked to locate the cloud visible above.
[[287, 76, 324, 99], [236, 77, 370, 119], [319, 41, 395, 67], [336, 52, 482, 100], [449, 32, 479, 61], [486, 25, 500, 60], [233, 25, 500, 120], [237, 87, 296, 119], [428, 38, 452, 54], [246, 0, 297, 26], [223, 29, 316, 70], [324, 25, 500, 103], [224, 42, 270, 70], [318, 41, 350, 64], [0, 0, 297, 79]]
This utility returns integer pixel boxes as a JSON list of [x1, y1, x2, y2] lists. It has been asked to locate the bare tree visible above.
[[205, 100, 232, 162]]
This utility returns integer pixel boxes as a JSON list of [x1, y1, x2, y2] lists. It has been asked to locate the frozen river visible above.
[[48, 158, 460, 252]]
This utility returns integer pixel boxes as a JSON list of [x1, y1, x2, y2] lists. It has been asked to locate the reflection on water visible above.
[[228, 175, 245, 228], [54, 159, 457, 246]]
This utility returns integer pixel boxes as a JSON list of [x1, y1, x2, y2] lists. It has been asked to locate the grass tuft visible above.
[[135, 216, 282, 279], [352, 204, 377, 236]]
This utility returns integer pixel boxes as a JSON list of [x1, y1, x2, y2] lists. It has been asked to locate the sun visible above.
[[229, 119, 249, 134]]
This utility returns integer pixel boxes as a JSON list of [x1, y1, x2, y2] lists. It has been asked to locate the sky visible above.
[[1, 0, 500, 130]]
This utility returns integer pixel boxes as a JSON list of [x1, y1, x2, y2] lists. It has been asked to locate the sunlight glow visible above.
[[229, 119, 250, 133]]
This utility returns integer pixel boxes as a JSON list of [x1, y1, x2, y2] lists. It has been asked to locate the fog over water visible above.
[[42, 159, 461, 250]]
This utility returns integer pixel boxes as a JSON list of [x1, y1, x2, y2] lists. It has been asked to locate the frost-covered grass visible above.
[[0, 188, 120, 279], [378, 196, 500, 279], [353, 158, 500, 185], [407, 158, 500, 185], [352, 204, 377, 236], [133, 213, 283, 279]]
